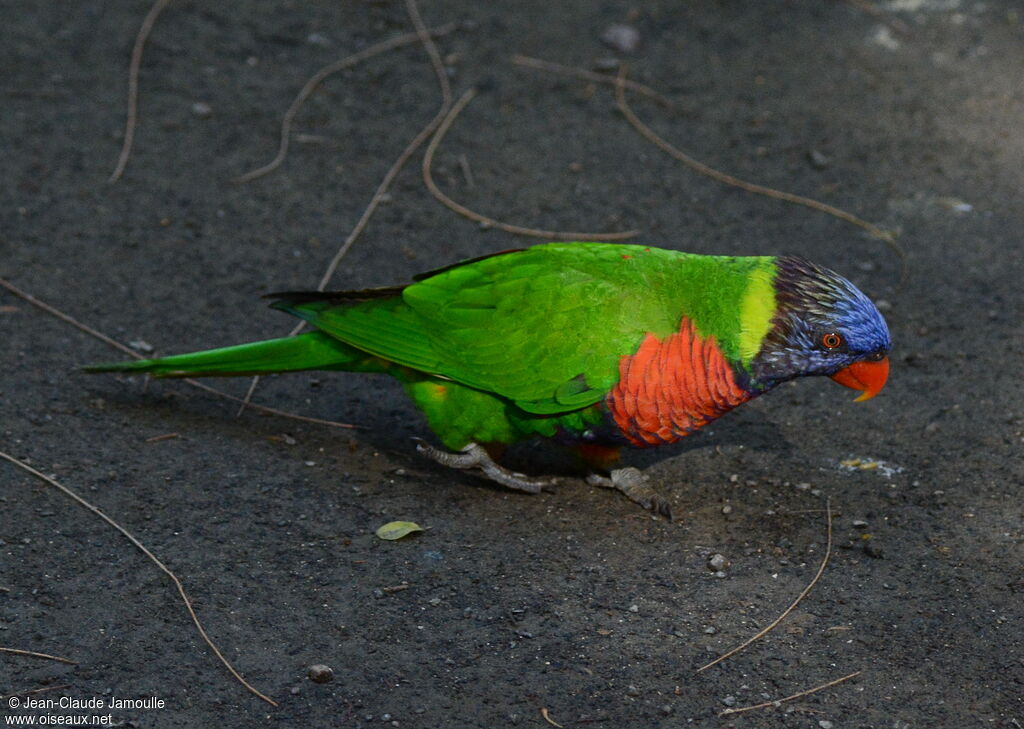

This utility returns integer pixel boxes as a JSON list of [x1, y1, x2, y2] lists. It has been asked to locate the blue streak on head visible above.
[[750, 256, 891, 388]]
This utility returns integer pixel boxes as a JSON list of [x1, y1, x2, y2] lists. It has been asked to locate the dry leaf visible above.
[[376, 521, 423, 540]]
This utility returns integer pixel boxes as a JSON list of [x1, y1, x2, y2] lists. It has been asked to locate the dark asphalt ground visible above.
[[2, 1, 1022, 727]]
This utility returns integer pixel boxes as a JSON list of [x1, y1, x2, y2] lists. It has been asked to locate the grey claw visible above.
[[414, 440, 549, 495], [589, 467, 675, 520]]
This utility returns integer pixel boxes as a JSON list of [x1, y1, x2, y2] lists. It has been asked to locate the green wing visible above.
[[274, 243, 774, 414]]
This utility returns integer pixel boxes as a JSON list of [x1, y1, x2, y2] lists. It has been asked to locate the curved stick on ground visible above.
[[613, 68, 905, 277], [234, 22, 458, 184], [235, 0, 455, 414], [0, 451, 278, 707], [696, 498, 834, 673], [109, 0, 173, 183], [313, 0, 453, 290], [0, 647, 76, 665], [0, 276, 358, 430], [717, 670, 863, 717], [511, 54, 676, 109], [423, 88, 640, 241]]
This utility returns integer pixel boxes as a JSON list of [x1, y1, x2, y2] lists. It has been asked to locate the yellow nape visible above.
[[737, 264, 777, 364]]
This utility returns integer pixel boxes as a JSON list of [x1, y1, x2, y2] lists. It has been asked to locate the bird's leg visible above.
[[413, 439, 551, 494], [587, 467, 674, 520]]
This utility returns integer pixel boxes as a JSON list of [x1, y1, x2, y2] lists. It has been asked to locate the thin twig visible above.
[[144, 432, 181, 443], [613, 67, 905, 275], [717, 670, 863, 717], [423, 88, 640, 241], [458, 153, 475, 189], [0, 450, 277, 707], [0, 277, 139, 359], [0, 684, 71, 702], [236, 0, 455, 415], [0, 276, 358, 430], [697, 498, 833, 672], [234, 22, 458, 184], [540, 707, 564, 728], [0, 647, 77, 665], [403, 0, 452, 109], [109, 0, 173, 183], [511, 54, 676, 109], [235, 375, 264, 418], [316, 0, 453, 291]]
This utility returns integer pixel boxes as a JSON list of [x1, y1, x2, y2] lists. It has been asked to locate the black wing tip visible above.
[[411, 248, 526, 281], [264, 286, 405, 307]]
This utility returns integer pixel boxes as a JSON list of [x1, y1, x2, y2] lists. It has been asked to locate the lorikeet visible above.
[[85, 243, 891, 516]]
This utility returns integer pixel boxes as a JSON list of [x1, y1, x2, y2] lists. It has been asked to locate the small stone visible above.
[[628, 604, 639, 613], [852, 519, 868, 528], [661, 704, 673, 716], [722, 695, 737, 707], [307, 32, 331, 46], [708, 553, 730, 571], [626, 684, 641, 697], [807, 149, 830, 169], [307, 664, 334, 683], [875, 299, 892, 312], [129, 339, 154, 353], [703, 626, 717, 634], [290, 686, 301, 695], [819, 721, 834, 729], [601, 24, 640, 53], [190, 101, 212, 118], [721, 504, 733, 515]]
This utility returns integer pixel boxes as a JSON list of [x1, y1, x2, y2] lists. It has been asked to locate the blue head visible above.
[[750, 256, 891, 397]]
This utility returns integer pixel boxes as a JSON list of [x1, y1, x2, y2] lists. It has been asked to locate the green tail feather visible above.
[[83, 331, 378, 378]]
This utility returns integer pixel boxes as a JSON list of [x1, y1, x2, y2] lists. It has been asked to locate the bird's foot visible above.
[[587, 467, 674, 520], [413, 438, 552, 494]]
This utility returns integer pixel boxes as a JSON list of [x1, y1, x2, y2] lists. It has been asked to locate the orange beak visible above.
[[830, 356, 890, 402]]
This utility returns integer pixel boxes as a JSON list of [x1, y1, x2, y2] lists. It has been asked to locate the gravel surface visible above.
[[2, 1, 1022, 727]]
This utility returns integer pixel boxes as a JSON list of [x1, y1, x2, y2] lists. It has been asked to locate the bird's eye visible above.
[[821, 332, 843, 349]]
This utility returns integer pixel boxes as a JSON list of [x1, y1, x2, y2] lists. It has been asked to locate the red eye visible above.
[[821, 332, 843, 349]]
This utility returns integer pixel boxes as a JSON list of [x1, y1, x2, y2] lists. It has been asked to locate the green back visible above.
[[281, 243, 777, 414]]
